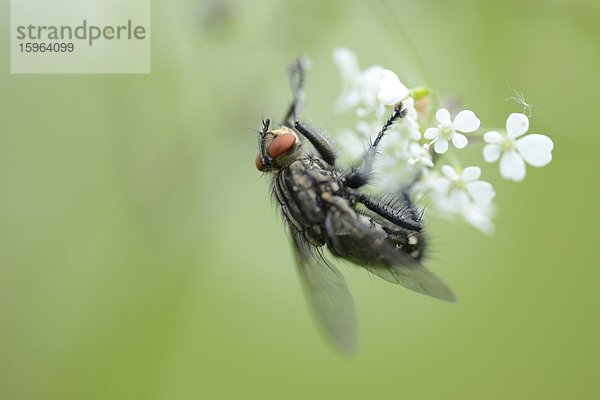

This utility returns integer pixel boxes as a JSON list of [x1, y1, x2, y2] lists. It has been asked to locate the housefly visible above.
[[255, 57, 455, 353]]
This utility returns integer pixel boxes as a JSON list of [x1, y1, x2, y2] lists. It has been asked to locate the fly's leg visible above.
[[344, 105, 407, 189], [283, 57, 337, 166], [294, 121, 337, 166], [258, 118, 271, 164], [353, 192, 422, 232], [353, 183, 427, 261], [283, 72, 407, 177], [349, 190, 427, 262], [283, 56, 308, 125]]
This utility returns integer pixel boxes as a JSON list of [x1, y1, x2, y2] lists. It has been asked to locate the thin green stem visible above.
[[369, 0, 433, 85]]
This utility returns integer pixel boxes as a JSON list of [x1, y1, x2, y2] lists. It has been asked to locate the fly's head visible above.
[[255, 118, 302, 172]]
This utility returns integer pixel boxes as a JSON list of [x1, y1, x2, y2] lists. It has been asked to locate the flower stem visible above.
[[369, 0, 433, 85]]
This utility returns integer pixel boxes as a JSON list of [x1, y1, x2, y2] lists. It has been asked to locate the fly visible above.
[[255, 57, 455, 353]]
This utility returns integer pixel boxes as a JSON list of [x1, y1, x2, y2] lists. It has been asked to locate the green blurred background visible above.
[[1, 0, 599, 399]]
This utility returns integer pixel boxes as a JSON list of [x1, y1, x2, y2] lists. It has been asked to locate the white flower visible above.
[[411, 169, 441, 201], [419, 166, 496, 234], [424, 108, 481, 154], [333, 48, 357, 82], [388, 97, 421, 141], [336, 128, 366, 162], [336, 117, 422, 176], [375, 69, 412, 121], [483, 113, 554, 182], [412, 167, 496, 235], [463, 203, 496, 236], [376, 138, 416, 189], [434, 165, 495, 209], [355, 120, 382, 138], [333, 49, 414, 120], [333, 48, 383, 115], [377, 69, 409, 106], [355, 66, 386, 116], [333, 48, 361, 112], [406, 143, 434, 169]]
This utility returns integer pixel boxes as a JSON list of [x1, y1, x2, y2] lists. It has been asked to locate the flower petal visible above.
[[403, 97, 418, 120], [406, 125, 422, 141], [424, 127, 440, 140], [506, 113, 529, 138], [422, 158, 434, 168], [333, 48, 359, 80], [431, 176, 450, 193], [466, 181, 495, 205], [484, 130, 503, 144], [463, 204, 495, 236], [500, 150, 526, 182], [483, 144, 501, 163], [337, 129, 365, 160], [516, 134, 554, 167], [375, 103, 386, 120], [453, 110, 480, 133], [435, 108, 451, 125], [377, 69, 409, 105], [434, 138, 449, 154], [359, 66, 385, 107], [452, 133, 468, 149], [441, 165, 458, 179], [462, 166, 481, 181], [449, 189, 471, 211]]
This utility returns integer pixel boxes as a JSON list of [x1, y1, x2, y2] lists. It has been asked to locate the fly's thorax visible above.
[[274, 157, 341, 246], [294, 157, 342, 196], [256, 126, 304, 172]]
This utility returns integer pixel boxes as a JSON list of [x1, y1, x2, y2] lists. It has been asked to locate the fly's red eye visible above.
[[267, 132, 296, 158], [255, 154, 264, 171]]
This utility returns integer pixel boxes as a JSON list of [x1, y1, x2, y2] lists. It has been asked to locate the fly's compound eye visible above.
[[268, 131, 298, 158], [255, 154, 265, 171]]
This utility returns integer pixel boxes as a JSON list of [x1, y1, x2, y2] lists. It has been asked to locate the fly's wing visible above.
[[324, 199, 456, 302], [290, 230, 358, 354], [367, 257, 456, 302]]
